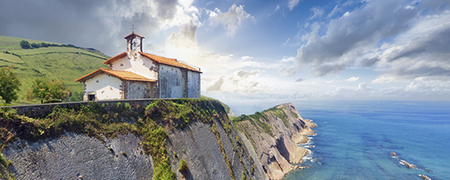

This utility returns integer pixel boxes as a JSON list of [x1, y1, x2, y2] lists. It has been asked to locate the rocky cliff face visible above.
[[3, 133, 153, 179], [233, 103, 316, 180], [0, 100, 314, 180]]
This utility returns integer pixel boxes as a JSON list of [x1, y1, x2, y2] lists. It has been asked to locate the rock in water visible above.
[[419, 174, 432, 180], [390, 151, 397, 157], [400, 160, 418, 169]]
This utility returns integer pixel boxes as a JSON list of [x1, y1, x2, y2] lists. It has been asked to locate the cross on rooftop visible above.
[[131, 24, 136, 33]]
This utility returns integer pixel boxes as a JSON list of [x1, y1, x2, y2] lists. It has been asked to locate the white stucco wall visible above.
[[159, 64, 183, 98], [110, 53, 158, 80], [84, 73, 123, 101], [137, 55, 158, 80], [187, 71, 201, 98], [110, 56, 132, 71]]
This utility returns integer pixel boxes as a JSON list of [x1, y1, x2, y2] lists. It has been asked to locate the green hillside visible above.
[[0, 36, 110, 105]]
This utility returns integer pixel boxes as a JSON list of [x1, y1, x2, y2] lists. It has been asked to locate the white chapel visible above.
[[76, 32, 201, 101]]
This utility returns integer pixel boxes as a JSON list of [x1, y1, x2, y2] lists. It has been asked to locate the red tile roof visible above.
[[124, 32, 144, 39], [139, 52, 202, 73], [75, 68, 156, 82], [102, 52, 127, 65], [102, 51, 201, 73]]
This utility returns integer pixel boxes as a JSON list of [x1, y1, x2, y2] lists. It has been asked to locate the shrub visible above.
[[124, 103, 131, 110], [0, 153, 6, 167], [6, 160, 12, 168], [178, 159, 188, 172]]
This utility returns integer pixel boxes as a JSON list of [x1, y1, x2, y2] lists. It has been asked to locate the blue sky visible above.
[[1, 0, 449, 114]]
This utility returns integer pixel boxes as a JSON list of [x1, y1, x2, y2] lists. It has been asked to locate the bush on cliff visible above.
[[138, 116, 175, 180], [178, 159, 188, 172]]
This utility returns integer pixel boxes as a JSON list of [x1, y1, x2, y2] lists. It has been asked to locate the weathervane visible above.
[[131, 24, 136, 33]]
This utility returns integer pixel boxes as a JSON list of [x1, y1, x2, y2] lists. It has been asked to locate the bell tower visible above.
[[124, 25, 144, 53]]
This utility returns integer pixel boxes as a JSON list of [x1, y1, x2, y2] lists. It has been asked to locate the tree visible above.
[[69, 91, 83, 101], [0, 67, 21, 104], [26, 78, 70, 103], [40, 42, 48, 47], [20, 40, 31, 49], [31, 42, 39, 48]]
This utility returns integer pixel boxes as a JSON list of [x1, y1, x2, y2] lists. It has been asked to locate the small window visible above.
[[88, 94, 95, 101]]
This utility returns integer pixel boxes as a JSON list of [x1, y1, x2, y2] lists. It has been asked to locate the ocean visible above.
[[284, 101, 450, 180]]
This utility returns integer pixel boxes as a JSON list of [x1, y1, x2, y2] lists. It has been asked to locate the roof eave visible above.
[[124, 32, 144, 39], [75, 69, 104, 82], [103, 52, 127, 64]]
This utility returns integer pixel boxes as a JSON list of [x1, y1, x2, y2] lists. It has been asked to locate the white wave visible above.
[[302, 149, 314, 163]]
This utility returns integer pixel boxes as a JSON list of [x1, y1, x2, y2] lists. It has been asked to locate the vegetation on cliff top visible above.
[[231, 104, 292, 154], [231, 104, 292, 134]]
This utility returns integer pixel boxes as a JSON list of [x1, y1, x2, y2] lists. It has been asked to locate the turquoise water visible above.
[[284, 101, 450, 180]]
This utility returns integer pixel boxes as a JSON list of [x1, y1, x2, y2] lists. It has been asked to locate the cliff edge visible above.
[[232, 102, 316, 179], [0, 100, 314, 180]]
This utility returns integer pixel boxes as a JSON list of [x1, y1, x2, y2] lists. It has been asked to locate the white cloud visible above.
[[288, 0, 301, 10], [281, 56, 295, 62], [327, 5, 341, 19], [346, 77, 359, 82], [295, 0, 419, 76], [283, 38, 291, 46], [275, 5, 281, 12], [206, 69, 266, 93], [309, 7, 324, 20], [207, 4, 254, 37], [279, 67, 296, 77], [370, 10, 450, 83], [357, 82, 366, 90], [268, 5, 281, 17]]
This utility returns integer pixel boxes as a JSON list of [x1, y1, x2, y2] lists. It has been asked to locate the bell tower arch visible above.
[[124, 25, 144, 53]]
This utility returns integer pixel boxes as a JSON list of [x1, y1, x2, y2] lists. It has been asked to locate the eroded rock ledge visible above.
[[232, 102, 316, 180]]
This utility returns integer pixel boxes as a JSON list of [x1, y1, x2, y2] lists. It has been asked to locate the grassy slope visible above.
[[0, 36, 110, 105]]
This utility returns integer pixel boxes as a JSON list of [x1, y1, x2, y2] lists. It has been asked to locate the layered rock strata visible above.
[[233, 103, 316, 179]]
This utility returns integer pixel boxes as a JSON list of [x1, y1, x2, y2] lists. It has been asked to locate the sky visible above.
[[1, 0, 449, 114]]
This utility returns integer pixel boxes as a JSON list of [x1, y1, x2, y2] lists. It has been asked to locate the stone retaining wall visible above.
[[0, 99, 176, 118]]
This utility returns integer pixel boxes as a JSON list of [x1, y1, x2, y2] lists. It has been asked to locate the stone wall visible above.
[[3, 99, 161, 119]]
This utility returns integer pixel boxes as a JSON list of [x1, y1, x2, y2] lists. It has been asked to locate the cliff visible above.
[[0, 100, 314, 180], [232, 103, 316, 179]]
